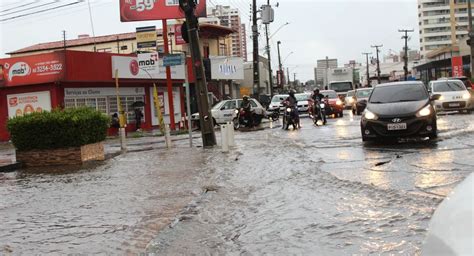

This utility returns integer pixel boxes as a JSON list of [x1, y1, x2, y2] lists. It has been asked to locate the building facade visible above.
[[207, 5, 247, 61], [314, 58, 338, 87], [418, 0, 472, 59]]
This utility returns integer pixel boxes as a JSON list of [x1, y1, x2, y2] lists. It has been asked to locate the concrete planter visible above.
[[16, 142, 105, 167]]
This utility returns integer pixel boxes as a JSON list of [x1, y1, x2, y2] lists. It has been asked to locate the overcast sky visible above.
[[0, 0, 419, 81]]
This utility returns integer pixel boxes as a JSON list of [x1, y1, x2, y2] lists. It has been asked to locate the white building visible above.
[[314, 58, 338, 87], [207, 5, 247, 61], [418, 0, 472, 59]]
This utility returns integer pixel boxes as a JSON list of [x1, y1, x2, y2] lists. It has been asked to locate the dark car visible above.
[[361, 81, 439, 142], [352, 88, 373, 115]]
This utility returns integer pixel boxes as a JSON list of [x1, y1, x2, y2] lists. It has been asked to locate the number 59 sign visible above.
[[120, 0, 207, 22]]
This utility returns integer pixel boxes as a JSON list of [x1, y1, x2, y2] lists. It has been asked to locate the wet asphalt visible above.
[[1, 110, 473, 255]]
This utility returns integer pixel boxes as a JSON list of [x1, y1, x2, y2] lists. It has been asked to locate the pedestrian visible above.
[[134, 108, 143, 131], [111, 113, 120, 128]]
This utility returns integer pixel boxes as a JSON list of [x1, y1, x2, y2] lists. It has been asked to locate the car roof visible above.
[[374, 81, 424, 88], [321, 90, 337, 93], [430, 79, 464, 84], [356, 88, 373, 91]]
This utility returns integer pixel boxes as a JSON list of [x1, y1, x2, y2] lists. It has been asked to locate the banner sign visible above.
[[7, 91, 52, 118], [451, 56, 463, 77], [136, 26, 157, 49], [64, 87, 145, 98], [173, 24, 187, 45], [149, 87, 181, 125], [210, 56, 244, 80], [138, 52, 160, 74], [0, 52, 64, 87], [112, 56, 185, 79], [120, 0, 207, 22]]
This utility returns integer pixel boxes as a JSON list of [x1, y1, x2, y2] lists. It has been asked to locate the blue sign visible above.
[[163, 54, 184, 67]]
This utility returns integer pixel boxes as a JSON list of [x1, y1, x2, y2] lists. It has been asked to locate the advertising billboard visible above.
[[136, 26, 157, 49], [7, 91, 52, 118], [0, 52, 64, 87], [112, 56, 185, 79], [120, 0, 206, 22], [210, 57, 244, 80]]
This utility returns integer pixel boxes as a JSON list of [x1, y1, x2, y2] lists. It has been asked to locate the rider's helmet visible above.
[[289, 90, 296, 97], [243, 95, 249, 100], [314, 88, 320, 94]]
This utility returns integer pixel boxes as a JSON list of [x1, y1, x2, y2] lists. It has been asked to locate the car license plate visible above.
[[387, 123, 407, 131], [449, 103, 460, 107]]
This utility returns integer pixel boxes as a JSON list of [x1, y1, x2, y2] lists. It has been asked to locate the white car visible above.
[[429, 79, 472, 113], [295, 93, 311, 113], [345, 90, 356, 109], [191, 98, 265, 125], [268, 94, 288, 111]]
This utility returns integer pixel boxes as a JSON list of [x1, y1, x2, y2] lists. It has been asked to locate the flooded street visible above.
[[1, 111, 473, 254]]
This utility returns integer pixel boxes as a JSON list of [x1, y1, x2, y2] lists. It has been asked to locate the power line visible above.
[[0, 1, 84, 22], [0, 0, 39, 13], [1, 0, 62, 17]]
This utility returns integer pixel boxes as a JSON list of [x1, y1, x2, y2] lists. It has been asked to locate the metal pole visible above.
[[277, 41, 282, 87], [184, 52, 193, 148], [469, 0, 474, 80], [180, 0, 216, 147], [252, 0, 260, 98], [363, 52, 372, 87], [399, 29, 414, 81], [265, 25, 274, 96], [371, 45, 383, 84], [162, 20, 176, 130]]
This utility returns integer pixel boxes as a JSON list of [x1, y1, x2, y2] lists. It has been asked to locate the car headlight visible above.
[[336, 99, 343, 105], [348, 98, 355, 104], [438, 95, 444, 101], [286, 108, 292, 113], [364, 109, 378, 120], [416, 105, 432, 117], [234, 109, 239, 114], [463, 93, 471, 100]]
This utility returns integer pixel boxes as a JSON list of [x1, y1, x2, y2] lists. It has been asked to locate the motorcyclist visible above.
[[240, 95, 254, 127], [284, 90, 300, 128], [311, 89, 327, 124]]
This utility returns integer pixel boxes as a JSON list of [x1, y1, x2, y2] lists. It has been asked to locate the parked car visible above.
[[345, 90, 356, 109], [295, 93, 311, 114], [361, 81, 439, 142], [352, 88, 373, 115], [191, 98, 265, 128], [268, 94, 289, 112], [321, 90, 344, 117], [429, 79, 471, 113]]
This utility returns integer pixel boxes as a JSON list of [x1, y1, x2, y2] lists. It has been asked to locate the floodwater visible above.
[[1, 111, 473, 255]]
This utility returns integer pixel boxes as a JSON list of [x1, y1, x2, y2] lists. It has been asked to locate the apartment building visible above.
[[314, 58, 338, 87], [418, 0, 472, 59], [208, 5, 247, 61]]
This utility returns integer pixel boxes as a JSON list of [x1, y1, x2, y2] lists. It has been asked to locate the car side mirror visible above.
[[430, 94, 441, 101]]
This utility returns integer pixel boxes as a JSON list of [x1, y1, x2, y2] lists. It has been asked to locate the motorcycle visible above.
[[312, 99, 327, 125], [265, 108, 280, 121], [282, 102, 300, 130], [233, 108, 263, 130]]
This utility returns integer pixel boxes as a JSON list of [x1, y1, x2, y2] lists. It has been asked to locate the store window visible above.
[[108, 96, 145, 123], [64, 98, 107, 113]]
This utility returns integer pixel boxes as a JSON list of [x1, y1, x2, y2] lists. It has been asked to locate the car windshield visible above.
[[295, 94, 310, 101], [433, 81, 466, 92], [329, 82, 352, 92], [272, 95, 288, 102], [370, 84, 427, 103], [356, 89, 372, 98], [322, 91, 338, 99], [347, 91, 355, 97], [211, 101, 226, 110]]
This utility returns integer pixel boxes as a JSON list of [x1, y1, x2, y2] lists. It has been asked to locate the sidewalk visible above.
[[0, 128, 201, 172]]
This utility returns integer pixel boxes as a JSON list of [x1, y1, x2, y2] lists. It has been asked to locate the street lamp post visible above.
[[277, 41, 283, 87]]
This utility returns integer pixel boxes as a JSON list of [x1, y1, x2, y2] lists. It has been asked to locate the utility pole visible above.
[[371, 45, 383, 84], [252, 0, 260, 98], [468, 0, 474, 80], [293, 73, 296, 86], [62, 30, 67, 50], [325, 56, 329, 88], [179, 0, 216, 147], [277, 41, 283, 87], [399, 29, 414, 81], [264, 0, 274, 97], [287, 67, 290, 87], [362, 52, 372, 87]]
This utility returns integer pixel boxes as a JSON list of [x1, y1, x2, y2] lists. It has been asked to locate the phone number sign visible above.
[[120, 0, 207, 22]]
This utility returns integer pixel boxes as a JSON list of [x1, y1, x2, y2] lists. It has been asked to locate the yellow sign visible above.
[[153, 84, 165, 134], [136, 26, 157, 49]]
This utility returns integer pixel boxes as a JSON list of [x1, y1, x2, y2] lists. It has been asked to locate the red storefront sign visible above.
[[119, 0, 207, 22], [451, 56, 463, 77], [174, 24, 187, 45], [0, 52, 64, 87]]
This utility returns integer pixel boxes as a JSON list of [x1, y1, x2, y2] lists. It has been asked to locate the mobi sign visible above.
[[0, 52, 64, 87], [112, 56, 185, 79], [120, 0, 207, 22]]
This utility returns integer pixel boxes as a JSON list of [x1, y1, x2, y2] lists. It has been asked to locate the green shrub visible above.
[[7, 107, 110, 151]]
